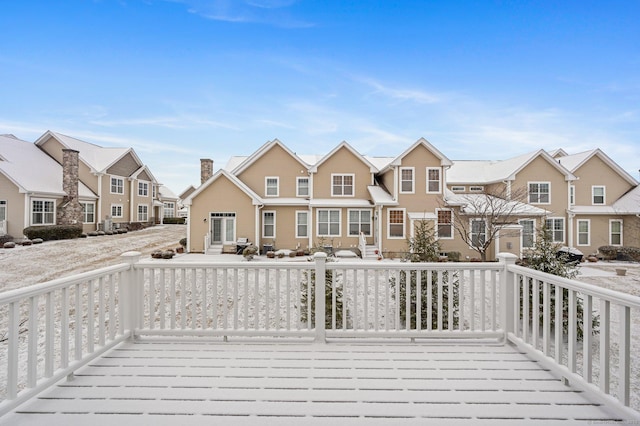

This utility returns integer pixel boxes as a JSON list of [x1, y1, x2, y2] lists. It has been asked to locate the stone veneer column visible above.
[[57, 148, 84, 225]]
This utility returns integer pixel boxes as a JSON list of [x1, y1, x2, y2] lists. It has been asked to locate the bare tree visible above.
[[444, 185, 541, 261]]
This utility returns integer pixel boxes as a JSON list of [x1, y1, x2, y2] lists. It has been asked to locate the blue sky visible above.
[[1, 0, 639, 194]]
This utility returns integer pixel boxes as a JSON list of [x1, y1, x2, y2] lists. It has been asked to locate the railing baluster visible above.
[[619, 305, 631, 406], [170, 269, 176, 329], [331, 269, 337, 331], [426, 270, 433, 331], [364, 269, 369, 331], [542, 281, 550, 356], [45, 292, 54, 378], [600, 299, 610, 394], [554, 284, 562, 364], [7, 302, 19, 399], [201, 268, 207, 330], [159, 269, 166, 329], [385, 269, 390, 331], [61, 287, 69, 369], [212, 268, 219, 329], [469, 270, 475, 331], [74, 284, 82, 361], [223, 268, 229, 330], [437, 270, 443, 331], [180, 269, 186, 329], [531, 279, 539, 349], [195, 268, 201, 330], [583, 294, 593, 383], [149, 270, 156, 330], [263, 268, 268, 330], [98, 277, 105, 346], [27, 296, 38, 388], [568, 289, 577, 373], [480, 269, 486, 332], [374, 270, 379, 331], [447, 269, 453, 331], [523, 277, 529, 343], [246, 268, 251, 330], [491, 270, 497, 331]]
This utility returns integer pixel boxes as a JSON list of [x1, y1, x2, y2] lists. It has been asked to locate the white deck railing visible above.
[[1, 252, 639, 418]]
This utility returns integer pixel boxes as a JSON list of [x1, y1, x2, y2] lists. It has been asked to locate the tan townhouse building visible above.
[[0, 131, 165, 238], [185, 138, 639, 260]]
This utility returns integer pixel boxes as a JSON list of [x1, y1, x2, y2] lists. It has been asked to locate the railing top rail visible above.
[[134, 260, 315, 270], [509, 263, 640, 309], [327, 261, 503, 271], [0, 263, 130, 305]]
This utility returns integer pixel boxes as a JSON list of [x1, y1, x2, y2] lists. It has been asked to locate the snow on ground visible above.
[[0, 225, 187, 292]]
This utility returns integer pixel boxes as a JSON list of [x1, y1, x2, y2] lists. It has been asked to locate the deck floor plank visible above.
[[2, 340, 625, 425]]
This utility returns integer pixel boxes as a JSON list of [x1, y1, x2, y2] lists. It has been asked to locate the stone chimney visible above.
[[57, 149, 83, 225], [200, 158, 214, 184]]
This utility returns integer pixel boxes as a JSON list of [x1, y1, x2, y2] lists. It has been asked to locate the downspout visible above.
[[567, 210, 575, 249], [97, 174, 103, 231]]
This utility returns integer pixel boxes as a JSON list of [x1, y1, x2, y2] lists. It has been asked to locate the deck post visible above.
[[498, 253, 518, 340], [121, 251, 142, 339], [314, 252, 327, 343]]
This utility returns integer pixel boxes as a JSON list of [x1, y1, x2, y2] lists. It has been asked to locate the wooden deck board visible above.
[[2, 339, 625, 425]]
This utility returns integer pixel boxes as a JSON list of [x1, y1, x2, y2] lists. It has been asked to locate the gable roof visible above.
[[444, 190, 549, 216], [231, 139, 309, 175], [611, 185, 640, 214], [35, 131, 139, 174], [178, 185, 196, 200], [184, 169, 262, 206], [0, 134, 96, 198], [158, 185, 178, 201], [447, 150, 576, 184], [309, 141, 378, 173], [557, 149, 638, 186], [381, 137, 453, 172]]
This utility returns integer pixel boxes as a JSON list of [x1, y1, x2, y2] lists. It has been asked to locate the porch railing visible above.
[[1, 252, 639, 419]]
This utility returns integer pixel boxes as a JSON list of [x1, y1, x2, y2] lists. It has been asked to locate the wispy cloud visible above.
[[358, 78, 441, 104], [90, 115, 239, 130], [165, 0, 314, 28]]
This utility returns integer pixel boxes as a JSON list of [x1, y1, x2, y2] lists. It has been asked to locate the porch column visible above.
[[498, 252, 518, 340], [121, 251, 142, 338]]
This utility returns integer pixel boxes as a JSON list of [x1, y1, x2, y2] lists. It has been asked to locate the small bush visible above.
[[3, 242, 16, 249], [23, 225, 83, 241], [445, 251, 461, 262], [163, 217, 186, 224], [179, 237, 187, 247], [0, 234, 13, 245], [598, 246, 640, 262], [598, 246, 617, 260]]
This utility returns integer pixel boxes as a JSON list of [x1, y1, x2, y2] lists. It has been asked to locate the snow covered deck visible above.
[[3, 340, 623, 425], [1, 253, 639, 424]]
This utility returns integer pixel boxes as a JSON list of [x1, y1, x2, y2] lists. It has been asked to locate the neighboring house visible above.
[[158, 185, 179, 221], [177, 185, 196, 219], [35, 131, 162, 230], [554, 149, 640, 255], [0, 134, 97, 237], [185, 138, 640, 259]]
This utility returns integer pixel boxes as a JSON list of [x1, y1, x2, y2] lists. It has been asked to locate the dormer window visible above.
[[265, 177, 279, 197], [332, 174, 354, 197], [592, 186, 605, 205]]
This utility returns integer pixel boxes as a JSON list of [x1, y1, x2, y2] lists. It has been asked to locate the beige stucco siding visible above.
[[0, 173, 26, 237], [260, 206, 311, 251], [237, 144, 309, 198], [314, 147, 372, 199], [102, 175, 132, 223], [396, 144, 444, 211], [189, 175, 256, 253], [573, 214, 637, 256], [572, 156, 634, 206]]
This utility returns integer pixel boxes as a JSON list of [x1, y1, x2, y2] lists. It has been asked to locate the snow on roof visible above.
[[43, 131, 131, 173], [557, 149, 638, 186], [367, 185, 397, 205], [444, 192, 549, 216], [556, 150, 595, 172], [158, 185, 178, 200], [224, 156, 248, 171], [365, 156, 395, 171], [448, 150, 574, 184], [309, 198, 373, 208], [610, 186, 640, 214], [0, 134, 96, 198]]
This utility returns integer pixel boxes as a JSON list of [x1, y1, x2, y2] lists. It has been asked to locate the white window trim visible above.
[[265, 177, 279, 197], [331, 173, 355, 197], [426, 167, 441, 194], [528, 181, 551, 205], [436, 208, 454, 240], [545, 217, 565, 244], [138, 181, 150, 197], [347, 209, 372, 237], [316, 208, 342, 237], [399, 167, 415, 194], [387, 208, 406, 239], [31, 198, 56, 226], [609, 219, 623, 246], [263, 211, 276, 238], [110, 176, 125, 195], [469, 218, 487, 249], [592, 185, 606, 205], [519, 219, 536, 249], [81, 202, 96, 224], [577, 219, 590, 246], [137, 204, 149, 222], [111, 204, 124, 218], [451, 186, 465, 193], [296, 177, 309, 197], [295, 210, 308, 238]]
